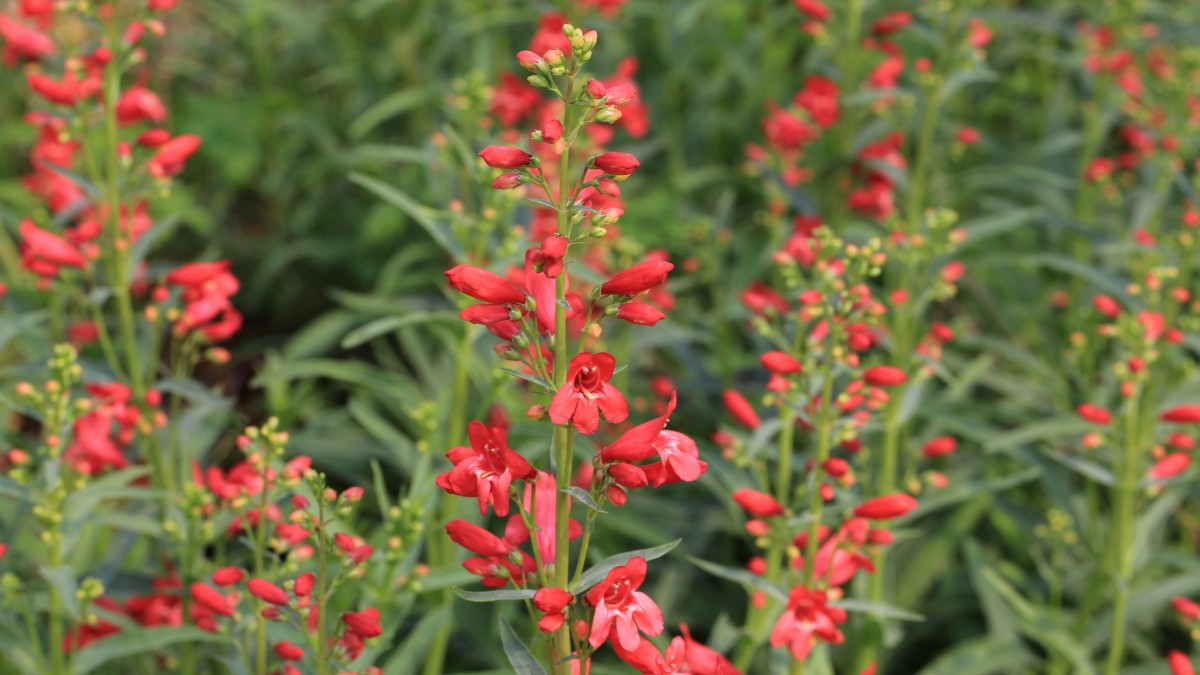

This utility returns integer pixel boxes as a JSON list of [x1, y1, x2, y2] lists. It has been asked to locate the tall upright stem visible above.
[[1104, 388, 1141, 675], [550, 71, 577, 675]]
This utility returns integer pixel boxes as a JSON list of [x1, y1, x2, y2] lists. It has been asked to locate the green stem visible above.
[[316, 500, 329, 675], [253, 459, 271, 675], [801, 358, 837, 588], [1103, 389, 1141, 675]]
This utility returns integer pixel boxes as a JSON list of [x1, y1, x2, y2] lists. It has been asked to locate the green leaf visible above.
[[915, 637, 1033, 675], [71, 627, 225, 675], [341, 311, 456, 349], [39, 566, 81, 622], [687, 555, 788, 603], [834, 599, 924, 622], [350, 172, 465, 261], [0, 621, 42, 674], [348, 87, 431, 140], [574, 539, 683, 592], [501, 367, 550, 389], [455, 588, 537, 602], [499, 615, 547, 675], [562, 486, 606, 513]]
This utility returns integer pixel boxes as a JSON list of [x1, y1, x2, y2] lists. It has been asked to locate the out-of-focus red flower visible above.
[[854, 494, 917, 520], [770, 587, 847, 661], [247, 578, 290, 606], [116, 85, 168, 126], [723, 390, 761, 430], [342, 608, 383, 639], [147, 134, 201, 178], [732, 489, 785, 517], [1162, 405, 1200, 424]]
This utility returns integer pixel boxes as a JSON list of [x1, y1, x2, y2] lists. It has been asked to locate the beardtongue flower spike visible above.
[[478, 145, 533, 169], [600, 259, 674, 296]]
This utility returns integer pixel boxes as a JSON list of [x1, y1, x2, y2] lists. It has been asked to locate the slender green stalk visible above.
[[253, 458, 271, 675], [1103, 389, 1141, 675], [316, 499, 330, 675]]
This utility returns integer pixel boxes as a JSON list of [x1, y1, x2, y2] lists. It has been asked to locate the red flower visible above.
[[586, 556, 664, 650], [479, 145, 533, 169], [615, 303, 666, 326], [641, 431, 708, 488], [723, 390, 761, 430], [863, 366, 907, 387], [1149, 453, 1190, 480], [446, 265, 526, 305], [1170, 652, 1196, 675], [600, 393, 677, 464], [769, 587, 847, 661], [115, 85, 167, 126], [534, 587, 574, 632], [601, 260, 674, 296], [793, 0, 830, 21], [211, 567, 245, 586], [342, 608, 383, 639], [793, 76, 839, 128], [148, 134, 201, 178], [594, 151, 640, 176], [21, 219, 87, 275], [1077, 403, 1112, 425], [1162, 405, 1200, 424], [871, 11, 912, 36], [760, 351, 802, 375], [436, 421, 535, 516], [1173, 597, 1200, 620], [0, 14, 55, 63], [274, 641, 304, 661], [853, 494, 917, 520], [549, 352, 629, 435], [530, 235, 568, 278], [190, 582, 236, 617], [922, 436, 957, 458], [678, 623, 741, 674], [294, 572, 315, 597], [247, 578, 289, 606], [445, 519, 514, 559], [733, 489, 785, 517]]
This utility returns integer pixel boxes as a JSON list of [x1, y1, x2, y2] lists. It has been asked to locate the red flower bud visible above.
[[212, 567, 245, 586], [445, 265, 526, 305], [492, 172, 522, 190], [1169, 651, 1195, 675], [593, 151, 640, 176], [534, 587, 573, 614], [854, 494, 917, 520], [516, 50, 544, 70], [1149, 453, 1191, 480], [600, 259, 674, 296], [1077, 403, 1112, 425], [732, 489, 785, 517], [760, 350, 802, 375], [607, 462, 648, 489], [478, 145, 533, 169], [723, 390, 761, 430], [342, 608, 383, 639], [190, 582, 235, 616], [1162, 405, 1200, 424], [615, 303, 666, 326], [247, 578, 290, 606], [922, 436, 957, 458], [274, 641, 304, 661], [863, 366, 907, 387], [294, 572, 315, 597], [1093, 294, 1121, 318]]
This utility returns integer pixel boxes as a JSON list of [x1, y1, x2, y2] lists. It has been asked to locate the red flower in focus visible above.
[[446, 265, 526, 305], [770, 587, 847, 661], [534, 587, 574, 632], [586, 556, 664, 650], [594, 151, 641, 176], [615, 303, 666, 326], [479, 145, 533, 169], [601, 260, 674, 296], [549, 352, 629, 434], [437, 420, 536, 516], [529, 234, 568, 279]]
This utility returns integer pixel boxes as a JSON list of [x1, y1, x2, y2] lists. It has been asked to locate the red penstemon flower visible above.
[[769, 587, 848, 661], [549, 351, 629, 434], [586, 556, 664, 650], [437, 420, 536, 516]]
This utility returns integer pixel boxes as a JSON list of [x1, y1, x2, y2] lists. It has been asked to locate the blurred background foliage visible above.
[[4, 0, 1200, 672]]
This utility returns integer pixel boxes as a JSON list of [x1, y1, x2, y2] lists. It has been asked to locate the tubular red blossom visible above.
[[793, 75, 839, 128], [274, 641, 304, 661], [148, 134, 201, 178], [732, 489, 785, 517], [115, 85, 168, 126], [594, 152, 640, 176], [1162, 405, 1200, 424], [863, 366, 907, 387], [854, 494, 918, 520], [189, 582, 235, 617], [1170, 652, 1196, 675], [530, 234, 568, 278], [678, 623, 741, 674], [922, 436, 957, 458], [723, 390, 761, 430], [0, 14, 55, 62], [615, 303, 666, 326], [459, 304, 513, 326], [445, 519, 513, 559], [600, 393, 676, 464], [247, 578, 290, 606], [211, 567, 245, 586], [294, 572, 315, 597], [1093, 294, 1121, 317], [1077, 403, 1112, 425], [1173, 597, 1200, 620], [1149, 453, 1191, 480], [641, 431, 708, 487], [608, 462, 649, 489], [793, 0, 831, 21], [478, 145, 533, 169], [600, 259, 674, 296], [585, 556, 664, 650], [342, 608, 383, 639], [436, 420, 535, 517], [445, 265, 526, 305], [769, 587, 847, 661], [492, 171, 522, 190], [549, 352, 629, 435], [20, 219, 87, 273], [760, 350, 802, 375]]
